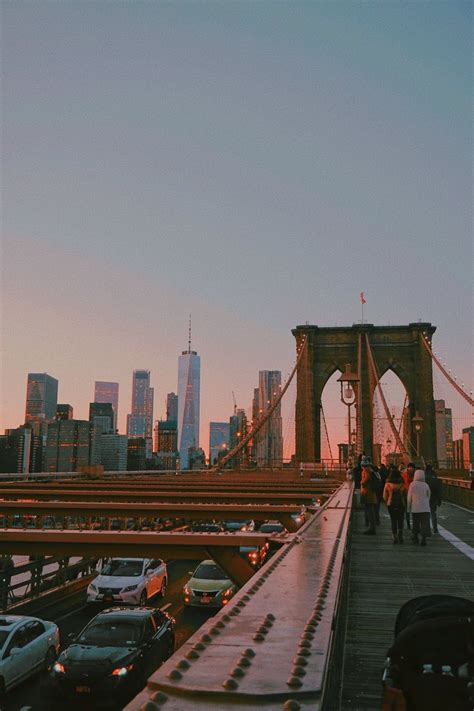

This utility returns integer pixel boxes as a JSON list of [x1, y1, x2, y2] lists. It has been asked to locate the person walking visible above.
[[424, 463, 442, 534], [360, 456, 378, 535], [401, 462, 416, 530], [407, 470, 431, 546], [383, 466, 406, 543]]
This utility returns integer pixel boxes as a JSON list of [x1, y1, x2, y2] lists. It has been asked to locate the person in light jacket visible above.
[[407, 470, 431, 546]]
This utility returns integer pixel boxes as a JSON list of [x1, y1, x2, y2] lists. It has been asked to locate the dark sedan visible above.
[[48, 607, 175, 707]]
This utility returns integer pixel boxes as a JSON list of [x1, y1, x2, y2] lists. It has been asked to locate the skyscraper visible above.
[[209, 422, 230, 466], [255, 371, 283, 467], [94, 381, 119, 432], [25, 373, 58, 424], [89, 402, 114, 435], [177, 323, 200, 470], [166, 393, 178, 421], [44, 420, 96, 472], [56, 404, 74, 421], [127, 370, 154, 457]]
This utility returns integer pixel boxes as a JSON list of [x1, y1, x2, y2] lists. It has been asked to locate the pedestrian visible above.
[[401, 462, 416, 530], [424, 463, 442, 534], [372, 465, 383, 525], [407, 470, 431, 546], [360, 455, 378, 535], [383, 465, 406, 543], [351, 459, 362, 509]]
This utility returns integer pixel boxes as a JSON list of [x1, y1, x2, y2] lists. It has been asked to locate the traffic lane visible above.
[[2, 559, 216, 711]]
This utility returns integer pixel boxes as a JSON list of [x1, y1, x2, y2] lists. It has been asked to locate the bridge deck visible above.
[[340, 501, 474, 710]]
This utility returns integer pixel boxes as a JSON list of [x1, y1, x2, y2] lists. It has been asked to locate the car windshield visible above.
[[260, 523, 284, 533], [77, 619, 144, 647], [194, 564, 227, 580], [100, 560, 144, 577], [0, 631, 9, 648]]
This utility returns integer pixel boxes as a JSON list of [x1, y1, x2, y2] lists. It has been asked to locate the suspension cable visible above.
[[420, 334, 473, 407], [365, 334, 410, 458], [211, 336, 308, 472], [320, 403, 334, 465]]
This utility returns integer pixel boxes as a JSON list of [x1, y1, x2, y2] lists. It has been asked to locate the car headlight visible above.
[[111, 663, 134, 677], [53, 662, 65, 674], [183, 585, 191, 596], [122, 584, 139, 593], [222, 587, 234, 597], [88, 583, 97, 592]]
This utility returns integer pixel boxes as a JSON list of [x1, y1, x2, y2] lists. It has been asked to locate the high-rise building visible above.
[[209, 422, 230, 466], [99, 434, 128, 471], [44, 420, 96, 472], [177, 327, 200, 470], [89, 402, 114, 435], [462, 426, 474, 470], [229, 409, 248, 467], [255, 371, 283, 467], [166, 393, 178, 421], [25, 373, 58, 424], [154, 420, 178, 470], [94, 382, 119, 432], [56, 404, 74, 421], [0, 428, 43, 473], [127, 370, 154, 456], [434, 400, 454, 466]]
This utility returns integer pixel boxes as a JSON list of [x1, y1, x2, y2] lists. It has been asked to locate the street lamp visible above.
[[337, 364, 360, 465], [412, 412, 424, 458]]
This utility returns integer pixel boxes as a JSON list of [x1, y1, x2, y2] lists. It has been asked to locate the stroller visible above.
[[381, 595, 474, 711]]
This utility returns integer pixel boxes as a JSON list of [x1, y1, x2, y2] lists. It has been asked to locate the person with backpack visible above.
[[407, 470, 431, 546], [383, 465, 406, 543], [360, 455, 378, 535], [424, 463, 442, 534]]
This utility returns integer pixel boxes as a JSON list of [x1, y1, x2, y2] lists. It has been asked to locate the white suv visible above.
[[87, 558, 167, 605]]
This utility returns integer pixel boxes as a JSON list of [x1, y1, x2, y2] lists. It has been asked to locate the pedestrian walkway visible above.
[[340, 501, 474, 710]]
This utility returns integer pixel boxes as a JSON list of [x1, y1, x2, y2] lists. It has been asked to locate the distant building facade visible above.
[[154, 420, 178, 470], [434, 399, 454, 466], [255, 371, 283, 467], [44, 420, 97, 472], [0, 428, 43, 473], [25, 373, 58, 424], [56, 404, 74, 421], [127, 370, 154, 457], [462, 426, 474, 470], [94, 381, 119, 432], [209, 422, 230, 466], [177, 349, 200, 470], [89, 402, 114, 435], [166, 393, 178, 422], [99, 434, 128, 471], [229, 409, 248, 467]]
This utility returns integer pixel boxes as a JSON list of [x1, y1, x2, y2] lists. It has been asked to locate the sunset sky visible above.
[[2, 2, 472, 455]]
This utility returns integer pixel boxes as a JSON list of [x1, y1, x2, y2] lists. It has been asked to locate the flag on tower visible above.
[[360, 292, 366, 305]]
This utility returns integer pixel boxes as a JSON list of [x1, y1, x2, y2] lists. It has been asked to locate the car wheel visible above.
[[160, 578, 167, 597], [44, 646, 57, 672], [139, 590, 148, 606]]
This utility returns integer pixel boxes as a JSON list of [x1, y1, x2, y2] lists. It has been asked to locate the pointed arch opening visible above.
[[372, 369, 412, 466], [321, 368, 353, 466]]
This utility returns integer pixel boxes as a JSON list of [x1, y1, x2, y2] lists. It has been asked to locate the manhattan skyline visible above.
[[2, 3, 472, 452]]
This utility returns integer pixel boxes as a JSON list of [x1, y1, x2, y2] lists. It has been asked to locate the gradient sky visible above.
[[1, 2, 472, 454]]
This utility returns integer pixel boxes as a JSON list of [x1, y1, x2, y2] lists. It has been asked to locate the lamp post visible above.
[[412, 412, 424, 458], [337, 364, 360, 466]]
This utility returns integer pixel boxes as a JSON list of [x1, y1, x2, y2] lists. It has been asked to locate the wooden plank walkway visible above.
[[339, 502, 474, 711]]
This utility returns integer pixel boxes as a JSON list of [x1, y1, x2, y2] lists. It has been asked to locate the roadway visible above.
[[3, 559, 214, 711]]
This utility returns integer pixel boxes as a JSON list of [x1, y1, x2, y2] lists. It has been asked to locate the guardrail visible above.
[[0, 556, 97, 611], [439, 477, 474, 509]]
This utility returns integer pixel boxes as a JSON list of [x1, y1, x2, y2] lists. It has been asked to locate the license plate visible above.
[[76, 685, 91, 693], [201, 595, 211, 603], [104, 596, 114, 602]]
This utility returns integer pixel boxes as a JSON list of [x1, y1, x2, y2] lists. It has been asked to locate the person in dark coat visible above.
[[383, 466, 406, 543], [360, 456, 378, 535], [424, 464, 442, 534]]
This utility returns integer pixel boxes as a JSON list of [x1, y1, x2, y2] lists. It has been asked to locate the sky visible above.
[[1, 1, 472, 456]]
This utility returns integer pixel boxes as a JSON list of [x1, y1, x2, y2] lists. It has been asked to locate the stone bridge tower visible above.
[[292, 323, 437, 464]]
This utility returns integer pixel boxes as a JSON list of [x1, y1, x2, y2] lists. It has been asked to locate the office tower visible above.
[[56, 404, 74, 421], [434, 400, 454, 466], [25, 373, 58, 424], [209, 422, 230, 466], [229, 409, 248, 467], [155, 420, 178, 470], [94, 382, 119, 432], [89, 402, 114, 435], [0, 428, 43, 473], [127, 438, 147, 471], [462, 427, 474, 470], [99, 434, 128, 471], [177, 326, 200, 470], [127, 370, 154, 457], [255, 371, 283, 467], [44, 420, 96, 472], [166, 393, 178, 422]]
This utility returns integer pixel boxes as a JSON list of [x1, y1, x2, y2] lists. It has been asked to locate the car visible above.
[[0, 614, 60, 694], [183, 560, 237, 609], [239, 542, 269, 568], [191, 522, 224, 532], [86, 558, 167, 605], [49, 607, 175, 705], [224, 520, 255, 532], [259, 521, 285, 533]]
